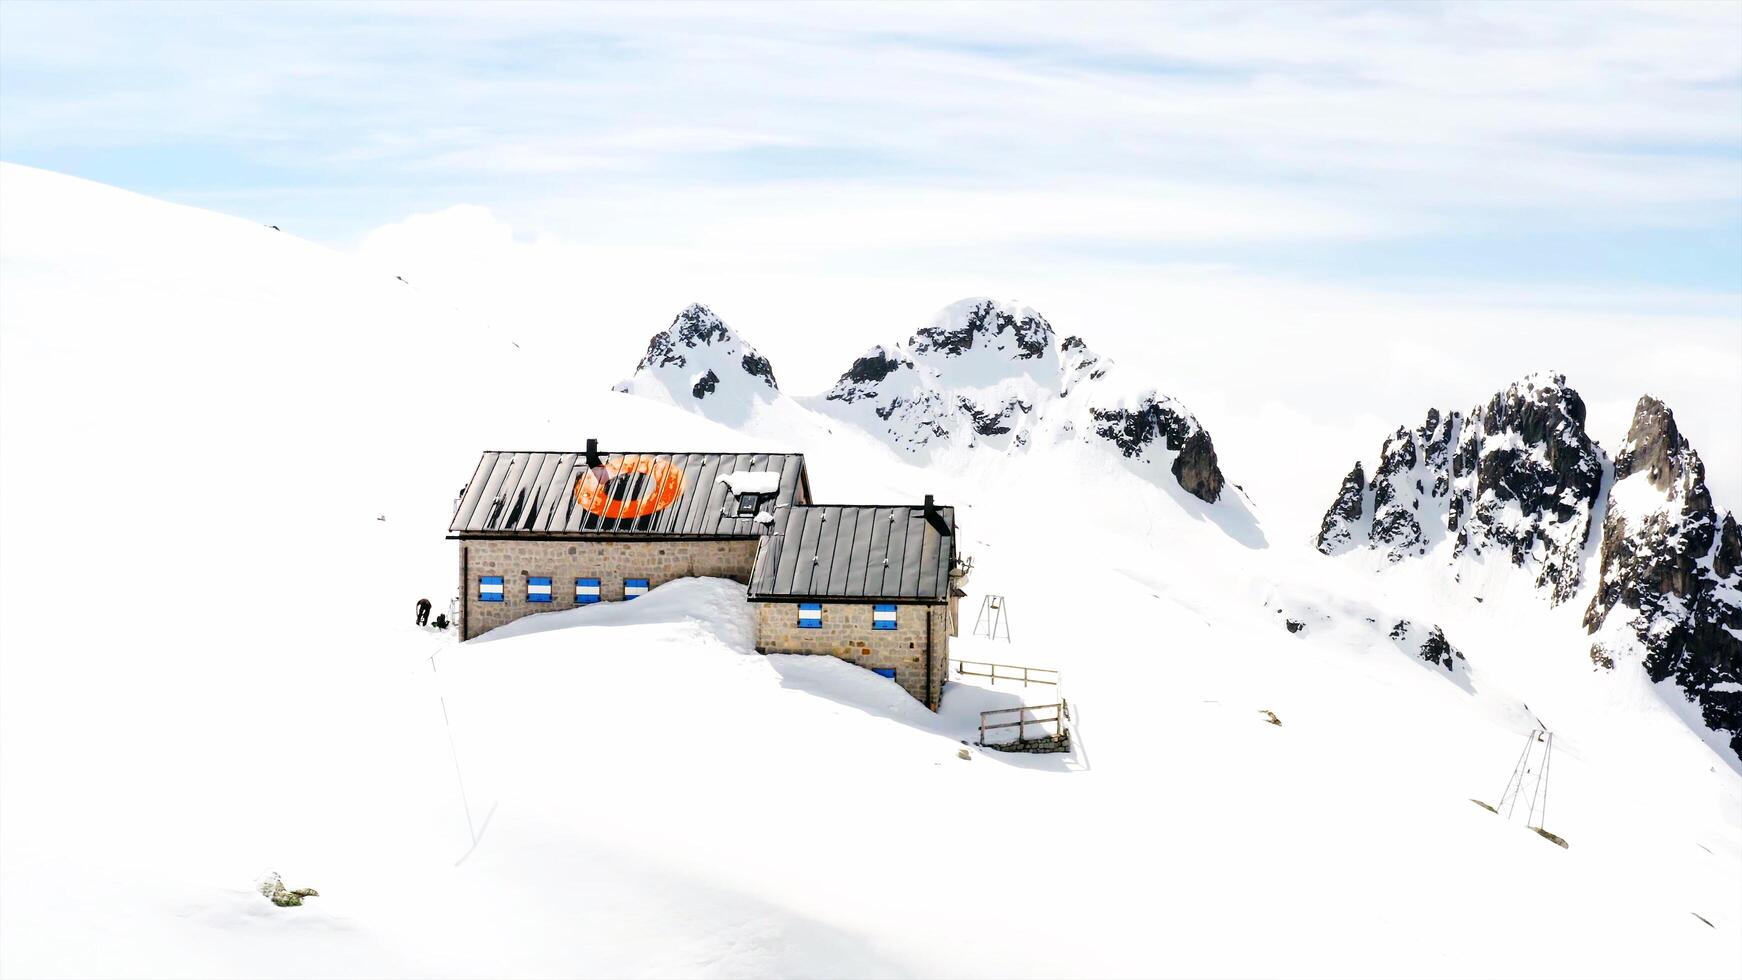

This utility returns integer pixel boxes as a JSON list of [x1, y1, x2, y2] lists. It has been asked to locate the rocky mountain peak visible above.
[[1584, 396, 1740, 759], [1315, 461, 1367, 555], [1316, 382, 1738, 760], [1059, 334, 1110, 397], [613, 304, 780, 423], [909, 297, 1055, 365], [1087, 393, 1224, 503], [1312, 372, 1602, 604], [809, 299, 1229, 504], [1613, 395, 1706, 499]]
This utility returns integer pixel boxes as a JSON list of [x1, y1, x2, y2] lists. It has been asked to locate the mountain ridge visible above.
[[1315, 378, 1741, 758], [615, 297, 1234, 506]]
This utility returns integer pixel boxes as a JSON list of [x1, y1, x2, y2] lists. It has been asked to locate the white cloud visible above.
[[7, 0, 1739, 529]]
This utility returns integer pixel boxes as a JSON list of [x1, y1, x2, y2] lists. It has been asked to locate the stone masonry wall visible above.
[[459, 537, 759, 640], [754, 601, 950, 709]]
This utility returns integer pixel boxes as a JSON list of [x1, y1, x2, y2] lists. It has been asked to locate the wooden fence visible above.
[[978, 700, 1070, 747], [954, 659, 1060, 687]]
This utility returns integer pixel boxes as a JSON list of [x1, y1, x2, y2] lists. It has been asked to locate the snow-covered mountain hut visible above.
[[449, 444, 811, 640], [448, 443, 967, 709], [747, 497, 964, 709]]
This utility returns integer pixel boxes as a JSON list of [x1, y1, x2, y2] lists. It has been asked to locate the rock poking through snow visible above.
[[1312, 373, 1603, 605], [809, 297, 1228, 503], [1315, 462, 1367, 555], [1583, 396, 1742, 760], [612, 304, 781, 425], [256, 872, 319, 908], [1389, 620, 1467, 674]]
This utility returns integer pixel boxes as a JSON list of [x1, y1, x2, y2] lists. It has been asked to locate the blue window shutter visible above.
[[575, 577, 601, 604], [872, 667, 897, 680], [624, 578, 650, 600], [527, 576, 553, 603], [478, 576, 504, 602], [798, 603, 822, 628], [873, 604, 897, 630]]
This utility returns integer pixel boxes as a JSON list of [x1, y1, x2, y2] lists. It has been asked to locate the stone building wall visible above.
[[458, 537, 759, 640], [754, 601, 950, 709]]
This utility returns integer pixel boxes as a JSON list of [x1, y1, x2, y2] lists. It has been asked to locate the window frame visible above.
[[872, 603, 897, 631], [797, 602, 823, 628]]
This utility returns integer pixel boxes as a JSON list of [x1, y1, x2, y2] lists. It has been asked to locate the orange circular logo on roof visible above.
[[575, 456, 685, 519]]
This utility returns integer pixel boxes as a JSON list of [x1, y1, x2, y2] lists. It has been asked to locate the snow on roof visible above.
[[450, 451, 806, 537], [716, 470, 782, 495]]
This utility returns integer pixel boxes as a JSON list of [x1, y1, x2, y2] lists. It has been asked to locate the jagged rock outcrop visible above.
[[1462, 377, 1603, 603], [1088, 397, 1224, 502], [1313, 373, 1604, 605], [1584, 397, 1741, 759], [1316, 462, 1367, 555], [810, 297, 1228, 503], [1389, 620, 1467, 674], [612, 304, 781, 425]]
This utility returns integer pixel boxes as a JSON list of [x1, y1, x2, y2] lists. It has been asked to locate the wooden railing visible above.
[[955, 659, 1060, 687], [978, 701, 1070, 746]]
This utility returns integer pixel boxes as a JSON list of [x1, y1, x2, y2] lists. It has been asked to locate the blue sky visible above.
[[3, 0, 1739, 293]]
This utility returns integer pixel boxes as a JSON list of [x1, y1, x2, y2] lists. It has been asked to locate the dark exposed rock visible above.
[[1171, 429, 1224, 504], [618, 303, 783, 410], [739, 352, 778, 390], [1717, 513, 1741, 579], [1372, 424, 1425, 560], [1316, 374, 1601, 605], [1389, 620, 1466, 673], [635, 303, 734, 374], [1089, 399, 1224, 503], [636, 329, 684, 373], [1418, 626, 1464, 671], [912, 299, 1053, 360], [1464, 377, 1602, 603], [1583, 396, 1741, 759], [1315, 462, 1367, 554], [834, 348, 906, 393], [1286, 619, 1305, 634], [816, 300, 1232, 502], [957, 397, 1032, 437]]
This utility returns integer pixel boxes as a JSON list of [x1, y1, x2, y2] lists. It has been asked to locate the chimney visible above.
[[585, 438, 602, 470], [923, 494, 951, 537]]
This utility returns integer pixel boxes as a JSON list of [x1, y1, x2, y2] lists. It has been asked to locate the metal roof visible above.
[[449, 451, 808, 537], [747, 503, 956, 603]]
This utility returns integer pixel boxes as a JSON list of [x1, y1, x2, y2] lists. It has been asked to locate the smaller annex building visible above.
[[448, 443, 967, 709]]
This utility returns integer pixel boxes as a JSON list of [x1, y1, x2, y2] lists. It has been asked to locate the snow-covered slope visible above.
[[3, 165, 1739, 979]]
